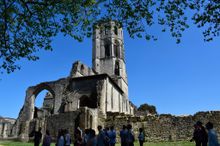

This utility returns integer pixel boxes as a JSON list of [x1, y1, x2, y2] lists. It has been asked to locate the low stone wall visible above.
[[105, 111, 220, 142]]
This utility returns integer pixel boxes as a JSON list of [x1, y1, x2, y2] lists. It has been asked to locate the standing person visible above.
[[103, 127, 110, 146], [97, 125, 105, 146], [57, 129, 65, 146], [86, 129, 97, 146], [83, 129, 90, 146], [109, 126, 116, 146], [76, 131, 83, 146], [126, 124, 135, 146], [205, 122, 219, 146], [74, 127, 83, 146], [190, 124, 201, 146], [34, 127, 42, 146], [138, 128, 145, 146], [197, 121, 208, 146], [120, 125, 127, 146], [65, 129, 71, 146], [42, 130, 52, 146]]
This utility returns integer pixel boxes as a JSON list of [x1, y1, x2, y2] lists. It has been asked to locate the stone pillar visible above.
[[93, 109, 98, 133], [99, 80, 106, 115], [23, 89, 35, 121], [0, 123, 3, 137], [96, 80, 106, 117], [2, 123, 8, 138], [19, 121, 30, 142], [29, 95, 35, 120]]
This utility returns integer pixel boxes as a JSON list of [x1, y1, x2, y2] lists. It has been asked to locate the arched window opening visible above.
[[114, 40, 120, 58], [115, 61, 120, 76], [114, 26, 118, 35], [80, 64, 85, 74], [35, 90, 47, 108], [104, 40, 111, 57], [81, 64, 84, 71], [34, 89, 54, 118], [80, 95, 97, 108]]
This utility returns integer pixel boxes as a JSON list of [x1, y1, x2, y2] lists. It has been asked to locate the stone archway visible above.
[[15, 83, 56, 141], [28, 83, 56, 120], [33, 90, 54, 119], [78, 94, 98, 130], [25, 83, 56, 138]]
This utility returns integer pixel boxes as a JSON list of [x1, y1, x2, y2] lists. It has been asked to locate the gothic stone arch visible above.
[[24, 83, 56, 121], [16, 82, 56, 141]]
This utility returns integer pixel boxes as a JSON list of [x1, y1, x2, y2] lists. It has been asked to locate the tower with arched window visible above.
[[92, 20, 128, 97]]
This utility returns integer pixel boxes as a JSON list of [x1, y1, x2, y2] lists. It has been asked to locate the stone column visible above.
[[97, 80, 106, 116], [0, 123, 3, 137], [2, 123, 8, 138], [19, 121, 30, 142]]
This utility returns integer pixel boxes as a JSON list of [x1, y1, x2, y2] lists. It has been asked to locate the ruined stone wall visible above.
[[69, 61, 96, 78], [105, 111, 220, 142], [46, 111, 80, 141], [0, 117, 16, 139]]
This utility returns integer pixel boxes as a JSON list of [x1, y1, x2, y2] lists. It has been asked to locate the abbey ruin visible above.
[[1, 20, 220, 142], [10, 20, 135, 141]]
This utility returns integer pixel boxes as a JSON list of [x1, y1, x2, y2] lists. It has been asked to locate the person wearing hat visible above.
[[205, 122, 219, 146]]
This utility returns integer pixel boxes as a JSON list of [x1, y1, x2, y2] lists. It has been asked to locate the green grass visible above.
[[0, 141, 194, 146]]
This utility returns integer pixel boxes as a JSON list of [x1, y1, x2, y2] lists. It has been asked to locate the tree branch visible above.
[[20, 0, 33, 16], [3, 0, 8, 50]]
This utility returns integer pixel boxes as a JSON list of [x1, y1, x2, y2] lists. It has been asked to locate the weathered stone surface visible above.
[[105, 111, 220, 142], [0, 116, 16, 139], [46, 111, 80, 141]]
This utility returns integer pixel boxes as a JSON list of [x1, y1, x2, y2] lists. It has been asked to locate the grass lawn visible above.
[[0, 141, 194, 146]]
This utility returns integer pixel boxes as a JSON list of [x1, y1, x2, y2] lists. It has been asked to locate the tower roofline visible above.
[[93, 19, 122, 29]]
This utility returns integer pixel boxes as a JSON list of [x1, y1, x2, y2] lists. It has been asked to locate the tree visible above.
[[138, 103, 157, 115], [1, 0, 219, 74]]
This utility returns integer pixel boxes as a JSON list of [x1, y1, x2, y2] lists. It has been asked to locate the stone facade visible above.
[[11, 20, 135, 141], [105, 111, 220, 142], [0, 116, 16, 139]]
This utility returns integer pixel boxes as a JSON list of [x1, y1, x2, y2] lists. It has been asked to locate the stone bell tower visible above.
[[92, 20, 128, 97]]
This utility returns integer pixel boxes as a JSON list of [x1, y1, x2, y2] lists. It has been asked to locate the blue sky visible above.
[[0, 23, 220, 118]]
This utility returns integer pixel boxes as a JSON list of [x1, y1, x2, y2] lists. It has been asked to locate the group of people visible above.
[[29, 127, 52, 146], [73, 124, 144, 146], [30, 124, 144, 146], [190, 121, 219, 146], [30, 121, 219, 146]]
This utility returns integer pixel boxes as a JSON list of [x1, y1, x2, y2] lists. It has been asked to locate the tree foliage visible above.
[[138, 103, 157, 114], [0, 0, 219, 73]]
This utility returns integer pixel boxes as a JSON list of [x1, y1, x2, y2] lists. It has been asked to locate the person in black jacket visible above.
[[34, 127, 42, 146], [190, 124, 201, 146], [197, 121, 208, 146], [191, 121, 208, 146]]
